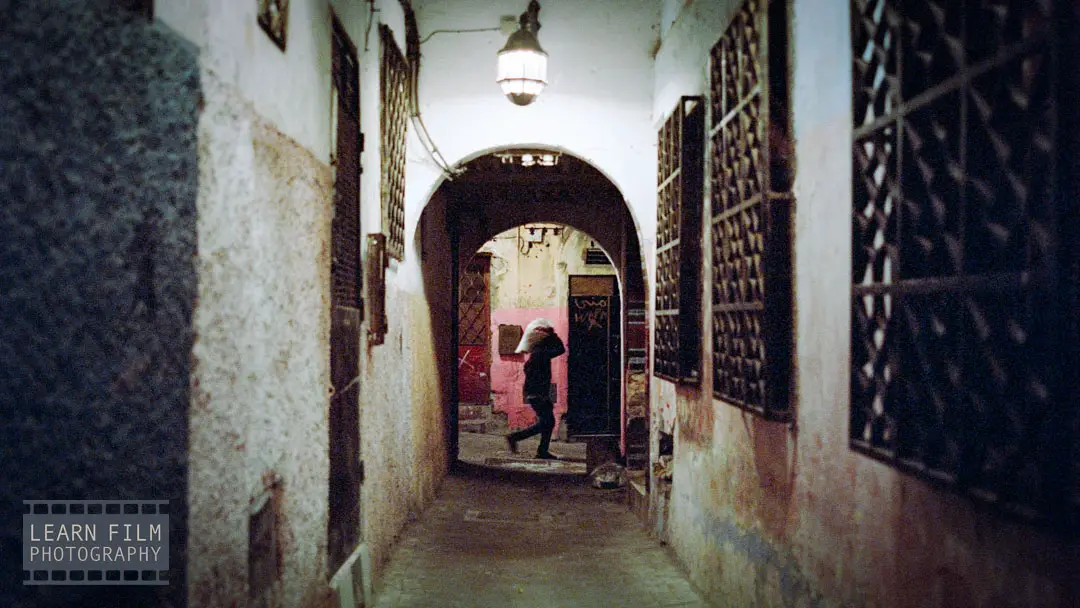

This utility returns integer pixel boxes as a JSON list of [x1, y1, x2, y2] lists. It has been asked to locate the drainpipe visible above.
[[397, 0, 460, 178], [398, 0, 420, 115]]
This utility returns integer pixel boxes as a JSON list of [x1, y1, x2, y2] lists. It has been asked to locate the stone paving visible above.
[[457, 431, 588, 475], [371, 463, 708, 608]]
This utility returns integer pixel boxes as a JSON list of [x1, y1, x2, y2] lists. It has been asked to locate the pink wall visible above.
[[489, 307, 569, 434]]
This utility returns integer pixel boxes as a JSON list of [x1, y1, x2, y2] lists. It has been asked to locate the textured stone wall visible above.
[[167, 1, 455, 599], [188, 69, 334, 607], [0, 2, 199, 607], [652, 1, 1080, 607]]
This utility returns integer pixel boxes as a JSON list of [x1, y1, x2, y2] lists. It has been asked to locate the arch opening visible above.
[[417, 149, 650, 472]]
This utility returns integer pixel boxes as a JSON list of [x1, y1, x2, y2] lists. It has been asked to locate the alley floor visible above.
[[371, 463, 707, 608], [457, 431, 588, 475]]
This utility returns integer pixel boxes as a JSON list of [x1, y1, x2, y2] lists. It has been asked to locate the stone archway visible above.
[[418, 148, 649, 466]]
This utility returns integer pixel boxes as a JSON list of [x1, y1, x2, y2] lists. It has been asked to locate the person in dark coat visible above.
[[507, 319, 566, 459]]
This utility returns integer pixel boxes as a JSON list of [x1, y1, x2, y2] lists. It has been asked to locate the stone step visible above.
[[458, 403, 498, 434]]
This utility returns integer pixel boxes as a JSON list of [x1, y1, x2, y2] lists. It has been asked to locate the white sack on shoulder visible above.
[[515, 317, 554, 354]]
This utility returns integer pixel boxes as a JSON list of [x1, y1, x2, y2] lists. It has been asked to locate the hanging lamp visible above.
[[496, 1, 547, 106]]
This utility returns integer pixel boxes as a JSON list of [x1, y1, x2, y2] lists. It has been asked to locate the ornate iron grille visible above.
[[380, 25, 408, 261], [327, 15, 362, 573], [654, 97, 704, 384], [459, 255, 490, 346], [850, 0, 1078, 527], [708, 0, 793, 419], [331, 16, 362, 309]]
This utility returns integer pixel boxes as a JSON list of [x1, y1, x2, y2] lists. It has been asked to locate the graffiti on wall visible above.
[[572, 297, 609, 331]]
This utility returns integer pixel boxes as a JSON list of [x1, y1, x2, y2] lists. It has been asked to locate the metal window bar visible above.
[[849, 0, 1078, 530], [331, 16, 362, 310], [327, 15, 363, 574], [584, 248, 611, 266], [708, 0, 793, 420], [380, 25, 408, 261], [654, 96, 704, 384], [458, 255, 490, 346]]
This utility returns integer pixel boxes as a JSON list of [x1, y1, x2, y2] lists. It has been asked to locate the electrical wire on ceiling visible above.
[[419, 27, 500, 46]]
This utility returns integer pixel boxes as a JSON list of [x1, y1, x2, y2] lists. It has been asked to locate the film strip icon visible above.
[[23, 500, 170, 586]]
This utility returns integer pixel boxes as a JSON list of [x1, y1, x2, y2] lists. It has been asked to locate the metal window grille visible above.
[[331, 16, 362, 310], [458, 255, 490, 347], [380, 25, 408, 262], [708, 0, 793, 419], [654, 96, 704, 384], [850, 0, 1078, 527], [584, 248, 611, 266], [327, 15, 363, 573]]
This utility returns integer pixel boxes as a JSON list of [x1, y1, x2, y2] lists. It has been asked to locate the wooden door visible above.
[[327, 15, 362, 574], [457, 254, 491, 404], [567, 275, 621, 435]]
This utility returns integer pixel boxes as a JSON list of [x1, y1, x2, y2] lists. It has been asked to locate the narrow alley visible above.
[[4, 1, 1080, 607], [372, 465, 704, 608]]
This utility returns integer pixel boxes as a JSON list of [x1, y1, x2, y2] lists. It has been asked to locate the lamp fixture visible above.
[[495, 150, 561, 167], [496, 1, 547, 106]]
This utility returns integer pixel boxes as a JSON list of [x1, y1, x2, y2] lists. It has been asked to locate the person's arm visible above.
[[542, 332, 565, 357]]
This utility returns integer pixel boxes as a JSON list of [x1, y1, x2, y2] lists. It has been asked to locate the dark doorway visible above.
[[566, 275, 621, 436], [327, 14, 362, 574]]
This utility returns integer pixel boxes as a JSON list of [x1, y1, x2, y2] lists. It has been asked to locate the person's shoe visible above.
[[506, 436, 518, 454], [535, 452, 559, 460]]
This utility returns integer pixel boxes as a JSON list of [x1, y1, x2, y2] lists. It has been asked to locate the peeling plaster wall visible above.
[[189, 70, 334, 607], [478, 226, 615, 432], [357, 186, 455, 576], [652, 1, 1080, 607], [0, 3, 198, 607], [159, 0, 452, 601], [346, 0, 455, 584], [161, 0, 334, 163]]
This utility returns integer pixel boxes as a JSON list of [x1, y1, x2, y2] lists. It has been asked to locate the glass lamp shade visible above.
[[496, 47, 548, 106]]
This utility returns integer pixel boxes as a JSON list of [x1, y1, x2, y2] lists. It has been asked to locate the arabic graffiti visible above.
[[572, 297, 609, 332]]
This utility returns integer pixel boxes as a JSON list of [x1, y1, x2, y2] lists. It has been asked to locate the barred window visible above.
[[654, 97, 704, 384], [380, 25, 408, 262], [331, 16, 362, 311], [850, 0, 1077, 526], [708, 0, 793, 420]]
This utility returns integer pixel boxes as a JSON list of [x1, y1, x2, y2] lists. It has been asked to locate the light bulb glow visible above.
[[496, 48, 548, 100]]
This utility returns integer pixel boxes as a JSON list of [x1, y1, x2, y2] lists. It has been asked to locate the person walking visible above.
[[506, 318, 566, 459]]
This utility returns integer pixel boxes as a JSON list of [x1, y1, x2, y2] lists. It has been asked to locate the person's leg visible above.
[[534, 399, 556, 457], [506, 401, 545, 452]]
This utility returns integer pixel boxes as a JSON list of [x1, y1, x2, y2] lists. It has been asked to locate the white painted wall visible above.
[[160, 0, 333, 162], [157, 0, 450, 602], [161, 0, 662, 292], [158, 0, 409, 166], [652, 0, 733, 124], [408, 0, 662, 267], [659, 0, 687, 39]]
